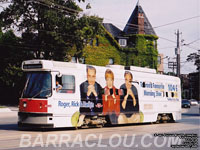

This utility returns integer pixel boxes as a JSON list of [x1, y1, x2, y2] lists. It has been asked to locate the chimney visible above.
[[138, 12, 144, 34]]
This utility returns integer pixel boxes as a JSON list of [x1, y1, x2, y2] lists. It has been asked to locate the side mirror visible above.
[[57, 72, 62, 77]]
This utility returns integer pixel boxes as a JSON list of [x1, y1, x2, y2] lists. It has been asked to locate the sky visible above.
[[78, 0, 200, 74], [0, 0, 199, 74]]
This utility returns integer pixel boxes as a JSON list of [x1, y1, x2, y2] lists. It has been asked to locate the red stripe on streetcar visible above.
[[19, 99, 48, 113]]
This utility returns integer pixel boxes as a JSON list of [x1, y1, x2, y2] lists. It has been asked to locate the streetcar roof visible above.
[[22, 59, 180, 83]]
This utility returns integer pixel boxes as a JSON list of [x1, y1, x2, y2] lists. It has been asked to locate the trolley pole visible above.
[[176, 30, 181, 78]]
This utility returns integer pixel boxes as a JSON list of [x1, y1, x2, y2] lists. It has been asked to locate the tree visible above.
[[0, 0, 103, 105], [0, 30, 26, 105], [0, 0, 101, 61], [187, 50, 200, 71]]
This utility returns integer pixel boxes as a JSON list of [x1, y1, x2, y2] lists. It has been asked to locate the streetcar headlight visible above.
[[39, 103, 43, 109], [23, 102, 27, 108]]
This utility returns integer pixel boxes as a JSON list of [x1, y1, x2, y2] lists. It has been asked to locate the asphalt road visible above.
[[0, 106, 199, 150]]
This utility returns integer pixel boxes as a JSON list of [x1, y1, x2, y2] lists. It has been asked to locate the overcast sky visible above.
[[78, 0, 200, 74]]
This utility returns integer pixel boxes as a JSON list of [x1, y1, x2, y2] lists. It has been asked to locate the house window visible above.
[[71, 57, 77, 63], [79, 57, 85, 64], [119, 39, 127, 47], [109, 58, 114, 65]]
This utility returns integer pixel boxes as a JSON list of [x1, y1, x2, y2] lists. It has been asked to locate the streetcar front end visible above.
[[18, 60, 54, 128]]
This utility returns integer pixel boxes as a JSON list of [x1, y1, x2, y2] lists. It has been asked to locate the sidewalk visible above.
[[0, 106, 18, 113], [0, 107, 11, 113], [8, 106, 19, 111]]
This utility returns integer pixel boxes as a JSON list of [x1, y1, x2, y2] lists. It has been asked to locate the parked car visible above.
[[189, 99, 198, 106], [182, 99, 191, 108]]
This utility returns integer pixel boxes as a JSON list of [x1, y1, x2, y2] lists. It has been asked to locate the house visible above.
[[81, 1, 162, 71], [188, 72, 200, 101], [103, 1, 159, 69], [81, 27, 124, 66], [181, 74, 190, 99], [180, 72, 200, 101]]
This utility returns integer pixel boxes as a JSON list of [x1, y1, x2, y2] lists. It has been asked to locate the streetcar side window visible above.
[[56, 75, 75, 93]]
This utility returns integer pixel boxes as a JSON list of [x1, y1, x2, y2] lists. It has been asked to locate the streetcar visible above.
[[18, 60, 181, 128]]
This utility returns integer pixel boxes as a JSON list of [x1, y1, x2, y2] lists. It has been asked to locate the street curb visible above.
[[0, 108, 12, 112]]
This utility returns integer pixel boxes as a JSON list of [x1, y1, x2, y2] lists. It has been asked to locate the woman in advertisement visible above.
[[102, 69, 121, 123], [118, 71, 140, 124]]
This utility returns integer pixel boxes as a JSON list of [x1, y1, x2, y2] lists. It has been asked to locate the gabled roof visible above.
[[123, 2, 156, 35], [103, 23, 122, 38]]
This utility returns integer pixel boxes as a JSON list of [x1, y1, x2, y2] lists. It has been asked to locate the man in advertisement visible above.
[[78, 66, 103, 126]]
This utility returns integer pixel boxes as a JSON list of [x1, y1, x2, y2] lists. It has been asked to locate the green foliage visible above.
[[0, 30, 26, 105], [187, 50, 200, 71], [0, 31, 24, 78], [0, 0, 90, 105], [122, 34, 158, 69], [104, 30, 121, 49], [82, 31, 158, 69], [0, 0, 99, 61], [74, 15, 104, 58], [83, 32, 122, 66], [0, 0, 160, 105]]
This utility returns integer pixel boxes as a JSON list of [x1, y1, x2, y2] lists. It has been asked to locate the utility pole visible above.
[[175, 30, 181, 78]]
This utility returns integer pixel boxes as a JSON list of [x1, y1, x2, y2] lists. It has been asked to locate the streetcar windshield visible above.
[[22, 72, 52, 98]]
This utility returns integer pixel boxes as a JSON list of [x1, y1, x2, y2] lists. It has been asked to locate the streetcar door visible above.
[[48, 71, 80, 127]]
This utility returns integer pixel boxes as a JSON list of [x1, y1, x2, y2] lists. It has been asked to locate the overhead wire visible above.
[[153, 16, 200, 29], [3, 0, 199, 38], [186, 38, 200, 45], [0, 1, 198, 73], [25, 1, 200, 31], [1, 1, 199, 53], [1, 0, 200, 30], [31, 0, 79, 16]]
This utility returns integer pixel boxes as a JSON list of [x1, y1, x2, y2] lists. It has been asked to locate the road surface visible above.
[[0, 106, 199, 150]]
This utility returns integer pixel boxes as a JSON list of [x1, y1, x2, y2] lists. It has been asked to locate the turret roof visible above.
[[123, 2, 156, 35]]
